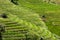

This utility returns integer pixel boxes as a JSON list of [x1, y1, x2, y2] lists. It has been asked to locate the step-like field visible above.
[[0, 0, 60, 40], [15, 0, 60, 36]]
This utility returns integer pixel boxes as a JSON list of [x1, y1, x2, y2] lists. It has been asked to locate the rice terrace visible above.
[[0, 0, 60, 40]]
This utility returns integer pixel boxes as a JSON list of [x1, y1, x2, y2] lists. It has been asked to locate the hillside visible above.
[[13, 0, 60, 36], [0, 0, 60, 40]]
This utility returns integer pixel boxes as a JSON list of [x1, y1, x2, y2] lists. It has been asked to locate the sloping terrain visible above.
[[12, 0, 60, 36], [0, 0, 60, 40]]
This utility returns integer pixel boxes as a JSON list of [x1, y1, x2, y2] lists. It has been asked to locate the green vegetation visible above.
[[16, 0, 60, 36], [0, 0, 60, 40]]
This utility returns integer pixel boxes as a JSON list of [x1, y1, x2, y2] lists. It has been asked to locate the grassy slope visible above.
[[0, 0, 60, 40], [15, 0, 60, 36], [0, 0, 50, 40], [0, 0, 47, 28]]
